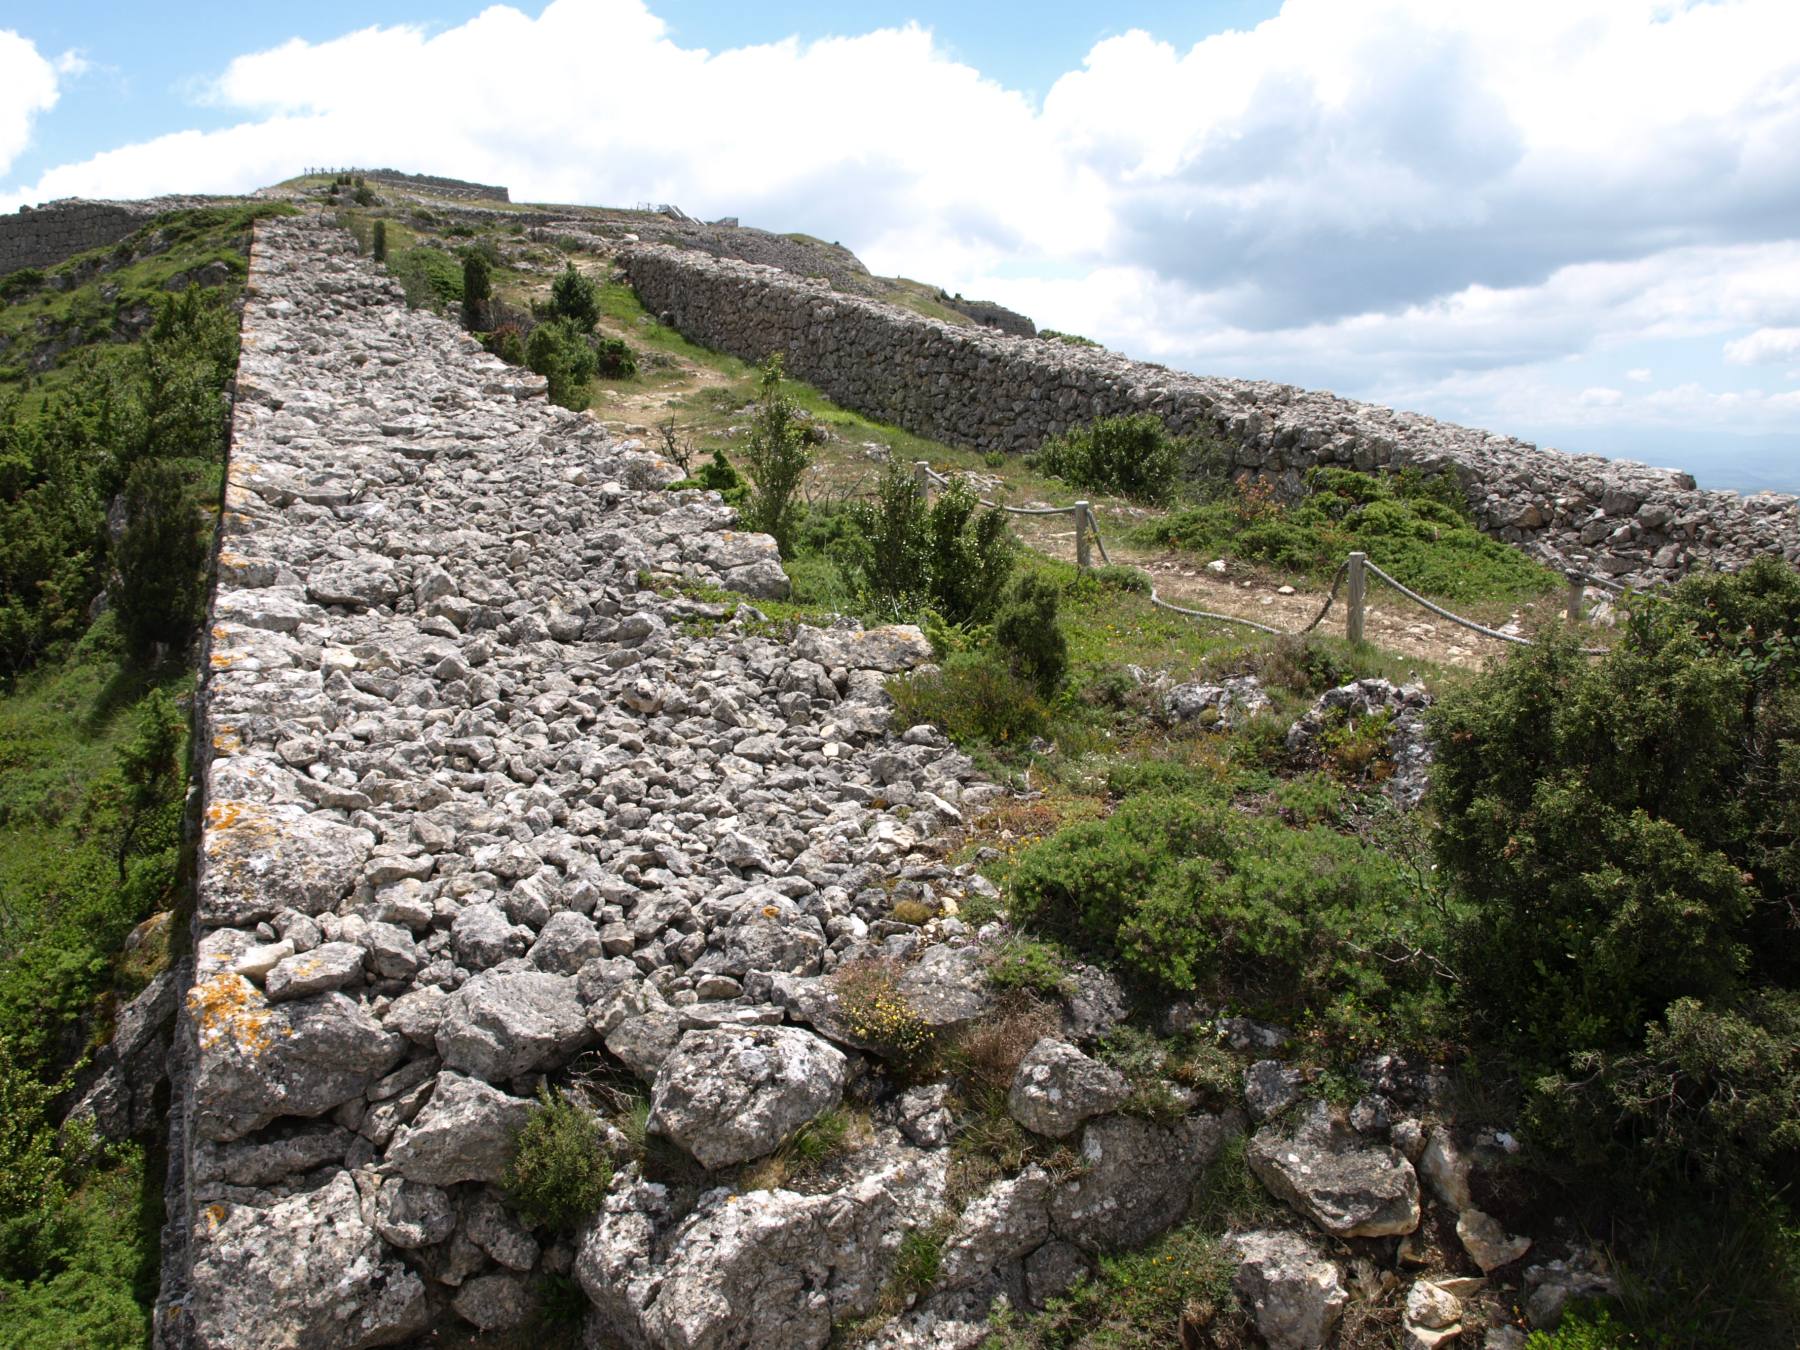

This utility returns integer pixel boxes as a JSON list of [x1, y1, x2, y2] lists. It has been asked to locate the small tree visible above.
[[525, 318, 598, 410], [548, 264, 600, 331], [461, 251, 492, 330], [739, 355, 812, 556], [993, 573, 1068, 698], [115, 459, 205, 662], [502, 1087, 613, 1231], [372, 220, 388, 263]]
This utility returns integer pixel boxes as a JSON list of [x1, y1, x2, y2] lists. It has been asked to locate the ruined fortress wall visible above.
[[0, 200, 154, 275], [361, 169, 511, 202], [622, 245, 1800, 584]]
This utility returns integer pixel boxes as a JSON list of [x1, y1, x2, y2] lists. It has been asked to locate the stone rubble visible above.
[[150, 210, 1565, 1349]]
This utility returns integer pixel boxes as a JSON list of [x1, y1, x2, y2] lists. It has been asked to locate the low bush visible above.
[[503, 1087, 613, 1231], [992, 573, 1068, 698], [593, 335, 637, 378], [525, 318, 598, 410], [832, 958, 936, 1066], [547, 263, 600, 330], [669, 449, 748, 505], [1036, 412, 1187, 506], [887, 649, 1047, 747], [738, 357, 812, 556], [986, 938, 1072, 997], [847, 465, 1016, 626]]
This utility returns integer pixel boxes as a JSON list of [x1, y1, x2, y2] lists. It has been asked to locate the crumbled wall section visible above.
[[622, 245, 1800, 585], [0, 196, 226, 275], [156, 214, 1000, 1349]]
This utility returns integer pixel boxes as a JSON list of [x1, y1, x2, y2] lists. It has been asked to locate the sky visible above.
[[3, 0, 1799, 493]]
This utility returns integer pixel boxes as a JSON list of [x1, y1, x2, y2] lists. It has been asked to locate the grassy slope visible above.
[[0, 205, 272, 1346]]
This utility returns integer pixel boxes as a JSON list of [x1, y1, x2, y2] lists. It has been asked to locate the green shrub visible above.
[[526, 318, 598, 410], [1524, 1302, 1632, 1348], [114, 459, 205, 661], [669, 449, 748, 505], [371, 220, 387, 263], [987, 938, 1072, 997], [503, 1087, 613, 1231], [1137, 466, 1560, 604], [992, 573, 1068, 698], [887, 649, 1047, 747], [393, 246, 462, 311], [548, 263, 600, 330], [484, 322, 527, 366], [848, 466, 1016, 626], [460, 250, 491, 329], [1037, 413, 1186, 506], [594, 335, 637, 378], [0, 270, 44, 304], [738, 356, 813, 556]]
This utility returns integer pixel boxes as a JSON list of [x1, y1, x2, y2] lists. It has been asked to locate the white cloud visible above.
[[2, 0, 1798, 463], [0, 30, 60, 177], [1725, 327, 1800, 365]]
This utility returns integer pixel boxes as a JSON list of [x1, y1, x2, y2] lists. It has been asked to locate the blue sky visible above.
[[3, 0, 1798, 492]]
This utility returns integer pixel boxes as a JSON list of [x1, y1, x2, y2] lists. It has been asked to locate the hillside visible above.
[[0, 177, 1796, 1350]]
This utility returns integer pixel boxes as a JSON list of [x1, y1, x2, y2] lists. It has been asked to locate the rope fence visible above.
[[911, 460, 1628, 655]]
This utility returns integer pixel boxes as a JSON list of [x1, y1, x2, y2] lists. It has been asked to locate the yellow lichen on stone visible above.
[[188, 973, 275, 1056]]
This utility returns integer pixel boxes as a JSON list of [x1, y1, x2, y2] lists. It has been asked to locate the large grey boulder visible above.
[[435, 968, 595, 1081], [69, 963, 181, 1139], [1227, 1228, 1349, 1350], [577, 1151, 944, 1349], [371, 1177, 456, 1249], [792, 623, 933, 673], [1050, 1113, 1237, 1250], [893, 944, 995, 1030], [384, 1072, 532, 1185], [1007, 1037, 1129, 1139], [198, 804, 374, 927], [264, 941, 366, 1001], [1249, 1104, 1421, 1238], [650, 1026, 848, 1169], [938, 1166, 1053, 1290], [183, 1172, 429, 1349], [188, 974, 406, 1141]]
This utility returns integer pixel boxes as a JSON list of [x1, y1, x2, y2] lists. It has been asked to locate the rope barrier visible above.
[[913, 462, 1616, 656]]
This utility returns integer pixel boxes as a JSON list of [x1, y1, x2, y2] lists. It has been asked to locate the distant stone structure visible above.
[[622, 245, 1800, 586], [357, 169, 511, 203], [0, 197, 223, 276], [939, 292, 1036, 338]]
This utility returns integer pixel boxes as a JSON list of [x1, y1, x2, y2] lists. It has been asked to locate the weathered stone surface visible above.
[[188, 975, 405, 1141], [199, 804, 373, 927], [1050, 1113, 1237, 1250], [939, 1167, 1053, 1290], [264, 941, 365, 1001], [435, 969, 594, 1081], [372, 1177, 456, 1249], [1228, 1228, 1349, 1350], [184, 1173, 429, 1350], [1006, 1038, 1129, 1139], [650, 1026, 848, 1168], [1249, 1105, 1421, 1238], [384, 1073, 531, 1185], [452, 1273, 533, 1333]]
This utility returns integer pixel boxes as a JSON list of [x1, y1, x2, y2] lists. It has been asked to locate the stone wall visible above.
[[0, 195, 237, 276], [622, 246, 1800, 585], [156, 213, 1041, 1349], [360, 169, 511, 202]]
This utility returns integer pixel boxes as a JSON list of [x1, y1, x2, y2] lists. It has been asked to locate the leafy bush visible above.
[[526, 317, 598, 410], [548, 263, 600, 330], [0, 269, 44, 304], [593, 335, 637, 378], [887, 649, 1047, 747], [393, 246, 463, 311], [987, 938, 1072, 997], [503, 1087, 613, 1231], [114, 459, 205, 660], [484, 322, 527, 366], [992, 573, 1068, 698], [738, 356, 813, 556], [1009, 794, 1441, 1039], [1138, 466, 1560, 604], [1036, 412, 1186, 506], [848, 465, 1017, 626], [669, 449, 748, 505]]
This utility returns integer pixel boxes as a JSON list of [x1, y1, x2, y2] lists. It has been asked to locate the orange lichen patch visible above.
[[203, 1203, 228, 1231], [761, 905, 781, 919], [189, 972, 276, 1056], [212, 625, 230, 640], [212, 726, 243, 754], [210, 651, 236, 670]]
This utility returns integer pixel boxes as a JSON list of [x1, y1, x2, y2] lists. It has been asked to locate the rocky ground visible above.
[[132, 212, 1606, 1350]]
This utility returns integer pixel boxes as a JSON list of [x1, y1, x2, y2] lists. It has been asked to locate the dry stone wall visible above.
[[0, 196, 226, 275], [165, 213, 1204, 1349], [623, 246, 1800, 586]]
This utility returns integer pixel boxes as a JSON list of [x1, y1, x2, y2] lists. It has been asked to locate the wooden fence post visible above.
[[1565, 571, 1585, 626], [913, 460, 931, 501], [1346, 551, 1367, 644], [1074, 502, 1091, 570]]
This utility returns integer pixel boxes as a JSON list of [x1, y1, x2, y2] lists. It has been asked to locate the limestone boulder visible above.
[[199, 804, 373, 927], [384, 1072, 532, 1186], [188, 974, 406, 1141], [183, 1172, 429, 1350], [650, 1026, 847, 1169], [1248, 1104, 1421, 1239], [435, 968, 594, 1081], [1228, 1228, 1349, 1350], [1050, 1113, 1237, 1250], [1006, 1037, 1129, 1139]]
